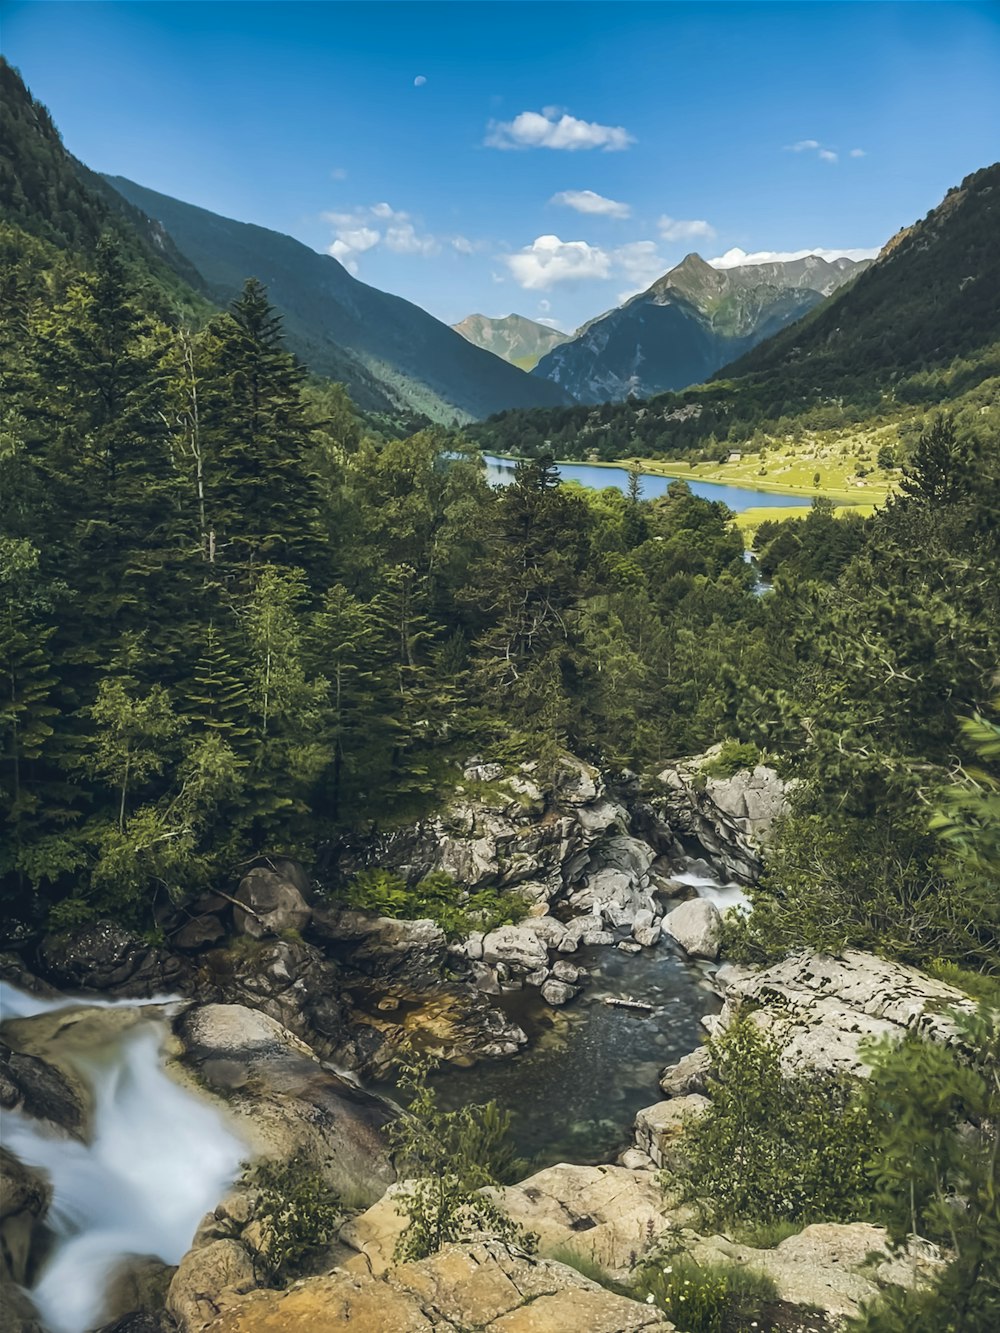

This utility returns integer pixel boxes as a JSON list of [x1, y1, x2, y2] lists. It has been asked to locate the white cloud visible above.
[[324, 202, 440, 268], [450, 234, 477, 255], [504, 234, 671, 292], [414, 74, 427, 87], [615, 240, 665, 287], [505, 235, 613, 288], [658, 214, 716, 242], [486, 109, 634, 152], [538, 299, 551, 312], [708, 245, 879, 269], [551, 189, 631, 218], [785, 138, 845, 163], [330, 167, 348, 181], [850, 148, 866, 158]]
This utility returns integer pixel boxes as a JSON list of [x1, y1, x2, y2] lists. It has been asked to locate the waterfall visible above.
[[1, 983, 246, 1333]]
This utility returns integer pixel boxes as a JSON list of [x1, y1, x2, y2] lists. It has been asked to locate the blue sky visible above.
[[3, 2, 999, 331]]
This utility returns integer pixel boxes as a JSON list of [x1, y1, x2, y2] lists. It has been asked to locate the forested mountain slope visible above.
[[105, 175, 571, 424], [531, 252, 866, 404], [472, 164, 1000, 461]]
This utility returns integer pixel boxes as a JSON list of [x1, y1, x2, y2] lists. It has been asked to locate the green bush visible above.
[[673, 1015, 880, 1228], [245, 1153, 341, 1282], [343, 868, 526, 939], [700, 741, 763, 780], [637, 1255, 779, 1333], [389, 1048, 535, 1261]]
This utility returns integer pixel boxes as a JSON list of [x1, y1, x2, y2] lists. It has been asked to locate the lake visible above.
[[481, 453, 813, 513]]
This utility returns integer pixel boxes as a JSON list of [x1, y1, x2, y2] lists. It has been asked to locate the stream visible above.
[[424, 865, 743, 1172], [0, 985, 246, 1333], [1, 863, 738, 1331]]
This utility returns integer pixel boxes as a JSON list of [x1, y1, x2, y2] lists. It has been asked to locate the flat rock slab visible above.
[[204, 1239, 674, 1332]]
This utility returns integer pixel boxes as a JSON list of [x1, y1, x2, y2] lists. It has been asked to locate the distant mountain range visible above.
[[471, 161, 1000, 460], [104, 177, 569, 424], [452, 313, 571, 370], [530, 252, 870, 404]]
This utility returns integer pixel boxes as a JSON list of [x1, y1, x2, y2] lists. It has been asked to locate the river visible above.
[[481, 453, 812, 512]]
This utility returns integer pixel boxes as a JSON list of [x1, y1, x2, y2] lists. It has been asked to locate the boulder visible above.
[[659, 1046, 711, 1097], [540, 979, 577, 1006], [166, 1239, 256, 1331], [552, 753, 604, 807], [633, 925, 662, 949], [662, 900, 721, 961], [232, 869, 311, 939], [0, 1041, 87, 1137], [550, 961, 584, 984], [498, 1164, 681, 1276], [633, 1096, 710, 1169], [38, 921, 190, 997], [101, 1255, 175, 1327], [481, 926, 549, 974]]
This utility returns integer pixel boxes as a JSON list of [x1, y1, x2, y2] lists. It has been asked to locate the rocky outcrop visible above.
[[714, 950, 977, 1078], [682, 1222, 944, 1321], [232, 868, 312, 940], [204, 1238, 674, 1332], [652, 749, 792, 882], [38, 922, 193, 997], [0, 1147, 50, 1288]]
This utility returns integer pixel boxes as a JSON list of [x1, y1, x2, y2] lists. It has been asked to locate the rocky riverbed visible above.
[[0, 747, 971, 1331]]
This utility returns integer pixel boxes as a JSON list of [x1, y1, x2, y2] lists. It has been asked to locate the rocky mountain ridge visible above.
[[532, 251, 869, 404], [452, 312, 571, 370]]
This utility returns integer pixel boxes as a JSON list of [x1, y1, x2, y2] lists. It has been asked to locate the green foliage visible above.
[[849, 1006, 1000, 1333], [342, 869, 525, 939], [674, 1016, 880, 1228], [637, 1254, 780, 1333], [388, 1048, 536, 1261], [244, 1153, 341, 1283], [699, 741, 762, 780]]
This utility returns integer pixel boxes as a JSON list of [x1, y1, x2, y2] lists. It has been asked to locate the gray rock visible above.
[[524, 968, 550, 987], [541, 979, 578, 1006], [662, 899, 722, 960], [551, 961, 584, 984], [716, 950, 977, 1079], [462, 761, 505, 783], [233, 868, 311, 939], [633, 924, 662, 949], [482, 925, 549, 973]]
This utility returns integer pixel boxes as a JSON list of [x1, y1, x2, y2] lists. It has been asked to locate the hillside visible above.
[[473, 165, 1000, 461], [452, 312, 571, 370], [0, 58, 210, 322], [105, 176, 570, 424], [720, 162, 1000, 388], [530, 252, 867, 404]]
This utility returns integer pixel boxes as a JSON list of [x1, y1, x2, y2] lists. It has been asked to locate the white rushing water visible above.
[[670, 868, 751, 914], [0, 983, 247, 1333]]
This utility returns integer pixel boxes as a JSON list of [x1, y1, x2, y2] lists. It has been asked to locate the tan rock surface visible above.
[[206, 1239, 673, 1332]]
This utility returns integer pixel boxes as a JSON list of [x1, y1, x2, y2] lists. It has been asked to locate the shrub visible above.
[[700, 740, 762, 780], [245, 1153, 341, 1282], [673, 1015, 880, 1228], [343, 868, 526, 939], [389, 1048, 535, 1261], [637, 1255, 779, 1333]]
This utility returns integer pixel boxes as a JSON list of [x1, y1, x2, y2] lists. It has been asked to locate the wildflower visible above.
[[645, 1294, 655, 1304]]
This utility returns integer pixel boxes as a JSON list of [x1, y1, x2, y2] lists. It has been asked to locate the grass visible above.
[[636, 1255, 781, 1333]]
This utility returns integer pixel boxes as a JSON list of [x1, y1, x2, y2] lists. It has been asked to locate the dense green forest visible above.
[[1, 213, 998, 977]]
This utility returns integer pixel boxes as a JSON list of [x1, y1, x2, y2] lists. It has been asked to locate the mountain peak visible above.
[[453, 312, 570, 370]]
